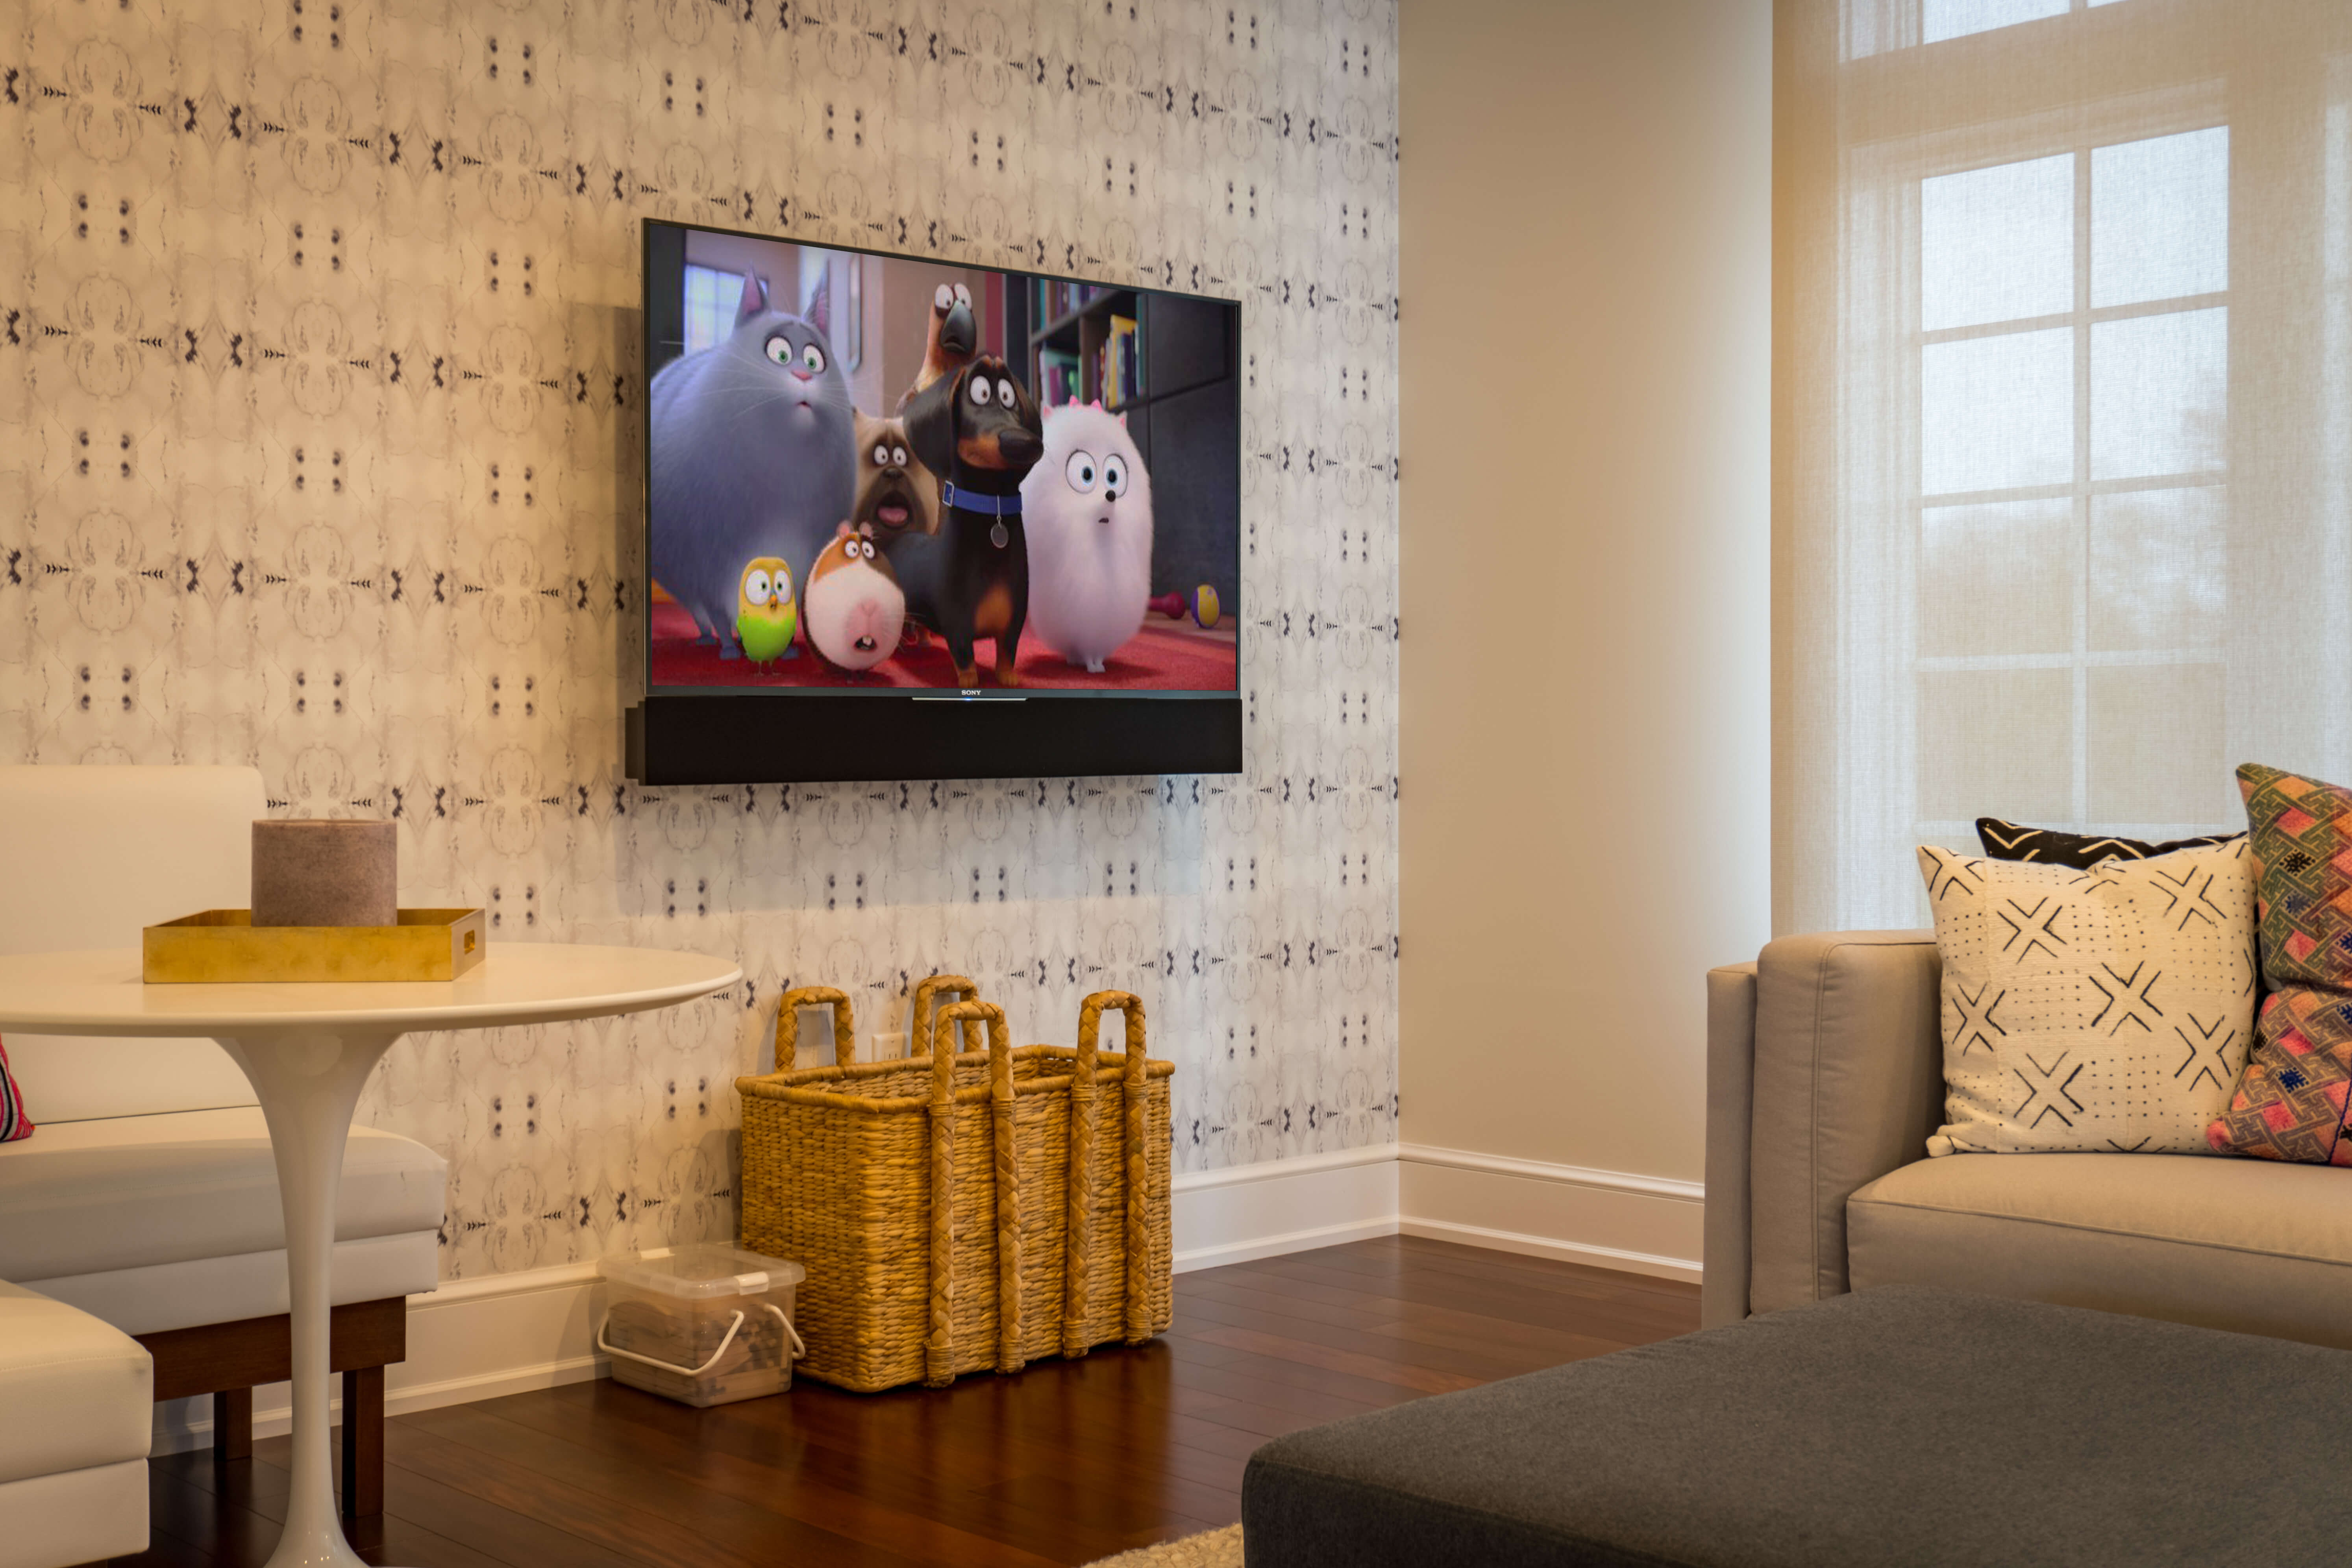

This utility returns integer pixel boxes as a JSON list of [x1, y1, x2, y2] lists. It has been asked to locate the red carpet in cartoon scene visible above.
[[651, 596, 1238, 689], [646, 232, 1240, 696]]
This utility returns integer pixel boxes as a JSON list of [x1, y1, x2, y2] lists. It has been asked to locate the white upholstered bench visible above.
[[0, 1281, 152, 1568], [0, 766, 446, 1520]]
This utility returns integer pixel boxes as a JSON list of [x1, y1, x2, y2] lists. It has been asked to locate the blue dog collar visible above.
[[942, 481, 1021, 518]]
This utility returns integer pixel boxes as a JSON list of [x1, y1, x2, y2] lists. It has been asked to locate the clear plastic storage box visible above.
[[598, 1243, 807, 1407]]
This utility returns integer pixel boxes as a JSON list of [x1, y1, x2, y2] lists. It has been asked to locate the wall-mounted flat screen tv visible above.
[[625, 219, 1243, 785]]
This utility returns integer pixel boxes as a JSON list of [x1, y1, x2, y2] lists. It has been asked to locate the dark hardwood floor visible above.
[[110, 1236, 1701, 1568]]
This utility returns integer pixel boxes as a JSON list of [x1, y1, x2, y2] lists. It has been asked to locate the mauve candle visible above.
[[251, 820, 398, 927]]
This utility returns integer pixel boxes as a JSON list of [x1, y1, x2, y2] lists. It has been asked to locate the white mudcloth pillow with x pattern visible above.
[[1917, 839, 2258, 1156]]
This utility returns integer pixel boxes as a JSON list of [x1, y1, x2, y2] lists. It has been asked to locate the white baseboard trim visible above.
[[152, 1258, 613, 1454], [1397, 1142, 1705, 1204], [150, 1140, 1701, 1452], [1396, 1142, 1704, 1285], [1175, 1215, 1402, 1271], [1171, 1143, 1401, 1270], [418, 1257, 602, 1305], [1172, 1140, 1401, 1192], [1396, 1217, 1703, 1284], [155, 1352, 611, 1453], [389, 1257, 608, 1418]]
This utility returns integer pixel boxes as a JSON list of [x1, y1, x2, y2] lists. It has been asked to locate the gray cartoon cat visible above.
[[650, 270, 855, 659]]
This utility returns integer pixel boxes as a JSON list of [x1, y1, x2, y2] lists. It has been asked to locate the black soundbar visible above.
[[626, 694, 1244, 784]]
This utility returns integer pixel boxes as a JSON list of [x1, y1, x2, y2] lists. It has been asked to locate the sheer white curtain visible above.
[[1776, 0, 2352, 931]]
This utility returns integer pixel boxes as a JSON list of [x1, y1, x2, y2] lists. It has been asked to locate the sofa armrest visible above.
[[1701, 962, 1758, 1329], [1747, 931, 1942, 1315]]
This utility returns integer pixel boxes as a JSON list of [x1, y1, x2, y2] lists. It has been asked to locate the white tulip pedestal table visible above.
[[0, 942, 742, 1568]]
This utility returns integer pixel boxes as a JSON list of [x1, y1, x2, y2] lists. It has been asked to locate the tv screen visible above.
[[628, 220, 1243, 785]]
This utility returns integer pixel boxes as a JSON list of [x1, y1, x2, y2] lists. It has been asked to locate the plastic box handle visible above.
[[596, 1305, 805, 1378]]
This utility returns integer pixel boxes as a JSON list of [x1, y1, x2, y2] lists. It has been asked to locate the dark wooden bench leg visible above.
[[339, 1365, 384, 1518], [213, 1387, 253, 1462]]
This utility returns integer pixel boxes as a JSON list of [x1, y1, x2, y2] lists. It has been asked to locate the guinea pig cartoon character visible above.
[[804, 523, 906, 673], [649, 271, 854, 659], [1019, 402, 1154, 674], [851, 410, 940, 539]]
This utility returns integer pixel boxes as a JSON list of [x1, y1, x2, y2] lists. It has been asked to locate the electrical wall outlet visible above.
[[789, 1003, 844, 1067], [870, 1030, 911, 1061]]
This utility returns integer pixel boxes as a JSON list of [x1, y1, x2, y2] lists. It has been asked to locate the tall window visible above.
[[1776, 0, 2352, 931], [1915, 128, 2229, 842], [1853, 0, 2134, 56]]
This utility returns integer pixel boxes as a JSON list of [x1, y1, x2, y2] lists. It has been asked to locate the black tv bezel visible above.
[[625, 216, 1246, 786]]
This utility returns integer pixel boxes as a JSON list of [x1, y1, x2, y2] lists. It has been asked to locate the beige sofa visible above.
[[1704, 931, 2352, 1348]]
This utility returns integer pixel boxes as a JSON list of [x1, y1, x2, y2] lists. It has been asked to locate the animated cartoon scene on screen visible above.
[[646, 224, 1242, 694]]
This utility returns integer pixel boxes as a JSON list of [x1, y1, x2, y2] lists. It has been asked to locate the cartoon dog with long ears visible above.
[[891, 355, 1044, 687]]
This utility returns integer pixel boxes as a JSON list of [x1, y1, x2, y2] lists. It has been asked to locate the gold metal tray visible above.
[[142, 908, 487, 984]]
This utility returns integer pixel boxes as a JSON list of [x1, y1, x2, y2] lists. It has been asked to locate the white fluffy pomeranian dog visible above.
[[1019, 402, 1155, 674]]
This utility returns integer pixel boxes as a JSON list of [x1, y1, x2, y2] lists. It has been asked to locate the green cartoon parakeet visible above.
[[735, 557, 798, 670]]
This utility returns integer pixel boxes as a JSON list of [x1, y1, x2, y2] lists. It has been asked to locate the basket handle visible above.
[[912, 974, 985, 1059], [1073, 990, 1149, 1088], [775, 985, 856, 1072], [1064, 992, 1151, 1356], [926, 998, 1024, 1385]]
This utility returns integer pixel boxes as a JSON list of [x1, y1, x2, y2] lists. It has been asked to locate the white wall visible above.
[[1396, 0, 1773, 1273]]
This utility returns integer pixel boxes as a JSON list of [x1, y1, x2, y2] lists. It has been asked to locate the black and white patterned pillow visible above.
[[1976, 818, 2241, 871], [1918, 842, 2257, 1155]]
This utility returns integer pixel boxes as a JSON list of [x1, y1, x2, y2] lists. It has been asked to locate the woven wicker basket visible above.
[[1037, 990, 1174, 1357], [735, 977, 1172, 1392]]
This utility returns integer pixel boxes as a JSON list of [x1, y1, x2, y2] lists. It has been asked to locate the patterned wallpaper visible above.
[[0, 0, 1399, 1282]]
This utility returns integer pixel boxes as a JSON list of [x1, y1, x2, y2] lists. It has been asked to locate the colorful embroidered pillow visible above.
[[0, 1036, 31, 1142], [2209, 763, 2352, 1163], [1919, 841, 2256, 1156], [1977, 818, 2241, 870]]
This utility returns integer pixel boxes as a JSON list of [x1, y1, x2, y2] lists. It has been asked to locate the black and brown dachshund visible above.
[[892, 355, 1044, 687]]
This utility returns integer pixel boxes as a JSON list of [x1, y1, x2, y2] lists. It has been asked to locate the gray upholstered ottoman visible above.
[[1242, 1285, 2341, 1566]]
